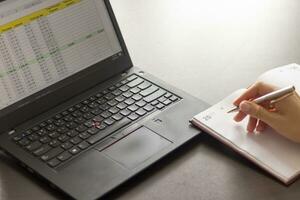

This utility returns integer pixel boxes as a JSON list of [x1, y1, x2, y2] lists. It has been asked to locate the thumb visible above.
[[239, 100, 276, 124]]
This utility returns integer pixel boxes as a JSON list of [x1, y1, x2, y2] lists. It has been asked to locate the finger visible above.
[[233, 83, 258, 106], [233, 111, 247, 122], [239, 100, 278, 125], [233, 82, 275, 106], [247, 117, 257, 133], [256, 120, 268, 132]]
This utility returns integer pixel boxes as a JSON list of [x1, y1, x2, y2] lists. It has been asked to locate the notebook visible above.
[[191, 63, 300, 185]]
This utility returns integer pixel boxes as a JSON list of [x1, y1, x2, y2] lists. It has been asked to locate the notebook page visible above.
[[193, 89, 300, 181]]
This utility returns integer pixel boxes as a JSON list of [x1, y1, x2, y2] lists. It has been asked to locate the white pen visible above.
[[227, 85, 295, 113]]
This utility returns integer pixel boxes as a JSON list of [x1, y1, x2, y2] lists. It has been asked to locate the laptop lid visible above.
[[0, 0, 132, 133]]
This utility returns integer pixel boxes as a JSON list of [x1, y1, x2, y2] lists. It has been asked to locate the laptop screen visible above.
[[0, 0, 122, 111]]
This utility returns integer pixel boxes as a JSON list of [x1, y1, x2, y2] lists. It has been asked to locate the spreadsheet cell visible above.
[[0, 0, 121, 110]]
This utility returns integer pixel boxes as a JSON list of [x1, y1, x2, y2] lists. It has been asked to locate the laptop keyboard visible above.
[[11, 74, 180, 168]]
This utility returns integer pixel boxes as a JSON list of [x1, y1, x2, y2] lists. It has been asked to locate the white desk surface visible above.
[[1, 0, 300, 199]]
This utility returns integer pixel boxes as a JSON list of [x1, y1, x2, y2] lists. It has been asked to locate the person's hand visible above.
[[233, 82, 300, 143]]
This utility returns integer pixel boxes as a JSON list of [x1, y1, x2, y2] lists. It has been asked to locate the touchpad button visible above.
[[103, 126, 171, 170]]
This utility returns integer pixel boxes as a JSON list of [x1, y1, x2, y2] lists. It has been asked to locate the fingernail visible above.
[[240, 101, 251, 113]]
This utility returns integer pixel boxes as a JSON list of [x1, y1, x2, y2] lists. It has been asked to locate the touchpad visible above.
[[103, 126, 171, 170]]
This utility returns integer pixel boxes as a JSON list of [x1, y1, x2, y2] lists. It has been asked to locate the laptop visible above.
[[0, 0, 208, 199]]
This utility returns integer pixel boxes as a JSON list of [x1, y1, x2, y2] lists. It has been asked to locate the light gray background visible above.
[[1, 0, 300, 199]]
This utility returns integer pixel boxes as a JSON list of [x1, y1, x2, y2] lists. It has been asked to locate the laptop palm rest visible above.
[[102, 126, 172, 169]]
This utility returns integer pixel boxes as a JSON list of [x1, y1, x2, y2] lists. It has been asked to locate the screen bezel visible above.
[[0, 0, 133, 133]]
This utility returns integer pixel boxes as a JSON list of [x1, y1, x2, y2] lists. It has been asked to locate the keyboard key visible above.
[[87, 118, 131, 145], [136, 108, 146, 116], [63, 115, 74, 122], [130, 87, 141, 94], [57, 151, 72, 161], [72, 111, 82, 118], [26, 141, 42, 152], [91, 108, 102, 115], [32, 126, 40, 132], [165, 93, 172, 98], [54, 114, 63, 120], [79, 132, 90, 140], [136, 100, 146, 107], [78, 141, 90, 150], [156, 103, 165, 109], [116, 102, 127, 110], [123, 91, 133, 98], [101, 111, 112, 119], [54, 119, 65, 126], [97, 98, 106, 105], [13, 135, 23, 142], [84, 120, 94, 128], [62, 111, 69, 116], [33, 145, 51, 156], [102, 90, 109, 95], [93, 115, 104, 122], [68, 106, 76, 112], [127, 74, 137, 81], [104, 93, 114, 100], [87, 127, 99, 135], [70, 136, 82, 145], [46, 124, 56, 131], [112, 113, 123, 121], [80, 106, 90, 113], [49, 140, 61, 147], [127, 77, 144, 88], [115, 95, 125, 102], [40, 136, 51, 144], [83, 113, 94, 120], [112, 89, 122, 96], [65, 122, 77, 129], [48, 158, 61, 167], [99, 103, 110, 110], [132, 94, 142, 101], [107, 99, 118, 106], [128, 104, 139, 112], [57, 127, 69, 134], [119, 85, 130, 92], [41, 147, 64, 161], [76, 125, 88, 133], [96, 123, 106, 130], [124, 98, 135, 105], [49, 131, 60, 138], [36, 129, 47, 136], [28, 134, 39, 141], [58, 134, 69, 142], [69, 146, 81, 155], [74, 117, 85, 124], [120, 109, 131, 116], [144, 104, 154, 112], [138, 81, 151, 90], [144, 89, 166, 103], [163, 99, 172, 106], [158, 96, 167, 103], [88, 102, 98, 109], [170, 95, 179, 101], [128, 113, 139, 121], [104, 118, 115, 126], [151, 100, 159, 106], [61, 142, 73, 150], [67, 130, 78, 137], [108, 107, 120, 114], [89, 96, 97, 101], [140, 85, 158, 96]]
